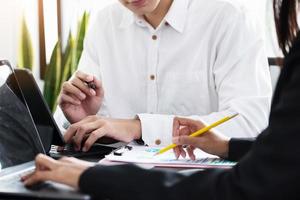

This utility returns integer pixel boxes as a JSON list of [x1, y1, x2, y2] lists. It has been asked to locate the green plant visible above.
[[17, 15, 34, 70], [44, 12, 90, 112], [44, 41, 62, 112]]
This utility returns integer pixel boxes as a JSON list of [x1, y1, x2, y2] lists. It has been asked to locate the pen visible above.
[[154, 113, 239, 156], [85, 81, 96, 90]]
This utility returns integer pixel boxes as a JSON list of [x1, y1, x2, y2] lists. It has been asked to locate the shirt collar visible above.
[[165, 0, 189, 33], [119, 7, 135, 29], [119, 0, 189, 33]]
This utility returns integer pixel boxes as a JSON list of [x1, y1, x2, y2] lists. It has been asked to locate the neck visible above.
[[144, 0, 173, 29]]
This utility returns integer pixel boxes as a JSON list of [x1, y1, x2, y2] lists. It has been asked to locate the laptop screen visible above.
[[0, 63, 45, 171], [8, 69, 65, 147]]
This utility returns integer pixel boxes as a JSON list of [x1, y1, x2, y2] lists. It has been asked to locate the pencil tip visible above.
[[231, 113, 239, 118]]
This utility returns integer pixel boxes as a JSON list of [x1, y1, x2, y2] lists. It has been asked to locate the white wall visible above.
[[243, 0, 281, 89], [0, 0, 40, 80], [61, 0, 115, 48], [0, 0, 21, 66]]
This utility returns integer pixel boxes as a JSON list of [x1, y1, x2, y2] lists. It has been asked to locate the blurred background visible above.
[[0, 0, 281, 112]]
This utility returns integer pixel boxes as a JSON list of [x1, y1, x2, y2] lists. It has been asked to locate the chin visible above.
[[130, 7, 156, 15]]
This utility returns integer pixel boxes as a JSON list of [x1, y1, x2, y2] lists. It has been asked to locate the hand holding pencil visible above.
[[155, 114, 238, 160]]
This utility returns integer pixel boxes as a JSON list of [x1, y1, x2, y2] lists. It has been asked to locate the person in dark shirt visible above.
[[22, 0, 300, 199]]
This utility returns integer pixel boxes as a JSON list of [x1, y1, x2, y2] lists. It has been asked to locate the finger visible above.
[[83, 128, 106, 152], [173, 118, 182, 158], [180, 147, 186, 158], [172, 118, 181, 159], [75, 71, 94, 83], [73, 125, 91, 150], [62, 82, 86, 101], [73, 121, 104, 150], [179, 127, 191, 136], [22, 154, 57, 183], [173, 136, 200, 147], [175, 117, 198, 126], [58, 93, 81, 106], [178, 127, 192, 159], [21, 171, 34, 182], [64, 124, 79, 143], [35, 154, 58, 170], [71, 77, 95, 97], [73, 129, 84, 151], [93, 77, 104, 97], [175, 118, 203, 131], [187, 146, 196, 160], [64, 116, 102, 143], [173, 117, 180, 137], [24, 171, 52, 186], [173, 146, 181, 159]]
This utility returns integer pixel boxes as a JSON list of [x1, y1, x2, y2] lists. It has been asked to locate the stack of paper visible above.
[[105, 145, 236, 169]]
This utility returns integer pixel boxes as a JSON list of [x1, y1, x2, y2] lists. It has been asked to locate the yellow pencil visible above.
[[154, 113, 239, 156]]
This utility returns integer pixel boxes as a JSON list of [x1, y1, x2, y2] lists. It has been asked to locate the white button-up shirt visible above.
[[55, 0, 272, 146]]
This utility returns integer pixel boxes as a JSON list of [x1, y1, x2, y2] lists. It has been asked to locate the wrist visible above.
[[119, 119, 142, 141], [64, 168, 85, 189], [131, 119, 142, 140]]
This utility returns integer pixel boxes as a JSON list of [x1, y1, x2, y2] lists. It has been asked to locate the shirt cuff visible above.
[[53, 107, 70, 134], [137, 114, 174, 146]]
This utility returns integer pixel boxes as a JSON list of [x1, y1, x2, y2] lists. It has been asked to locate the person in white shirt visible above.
[[54, 0, 272, 152]]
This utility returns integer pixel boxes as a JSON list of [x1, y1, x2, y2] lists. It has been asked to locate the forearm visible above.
[[227, 138, 255, 161], [79, 164, 223, 200]]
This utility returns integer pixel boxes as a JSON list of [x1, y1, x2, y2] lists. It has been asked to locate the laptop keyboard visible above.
[[50, 144, 115, 158], [1, 167, 35, 188]]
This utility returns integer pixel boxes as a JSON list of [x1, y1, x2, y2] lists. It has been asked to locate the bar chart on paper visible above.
[[105, 146, 236, 169]]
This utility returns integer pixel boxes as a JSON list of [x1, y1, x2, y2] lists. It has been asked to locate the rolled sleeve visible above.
[[137, 114, 174, 146]]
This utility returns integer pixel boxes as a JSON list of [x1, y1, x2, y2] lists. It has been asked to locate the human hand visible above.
[[58, 71, 104, 123], [21, 154, 94, 189], [64, 116, 142, 152], [172, 117, 230, 160]]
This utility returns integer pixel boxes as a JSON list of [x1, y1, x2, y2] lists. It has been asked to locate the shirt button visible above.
[[152, 35, 157, 40], [150, 74, 155, 80], [165, 22, 169, 26], [155, 139, 161, 145]]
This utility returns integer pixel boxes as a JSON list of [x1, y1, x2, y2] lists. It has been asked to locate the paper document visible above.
[[105, 145, 236, 169]]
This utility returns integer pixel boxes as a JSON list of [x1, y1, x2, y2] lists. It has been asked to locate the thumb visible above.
[[35, 154, 58, 171], [173, 136, 199, 147], [93, 77, 104, 97]]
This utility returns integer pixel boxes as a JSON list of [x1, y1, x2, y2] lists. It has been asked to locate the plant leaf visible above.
[[17, 16, 34, 70], [60, 32, 75, 87], [43, 41, 62, 112], [72, 11, 90, 73]]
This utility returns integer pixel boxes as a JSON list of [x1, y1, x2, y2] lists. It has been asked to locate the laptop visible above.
[[0, 60, 123, 199], [6, 67, 120, 158], [0, 61, 90, 199]]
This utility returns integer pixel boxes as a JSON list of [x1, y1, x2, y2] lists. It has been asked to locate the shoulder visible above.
[[188, 0, 246, 16], [187, 0, 250, 31], [284, 34, 300, 71], [273, 34, 300, 103], [287, 34, 300, 58]]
